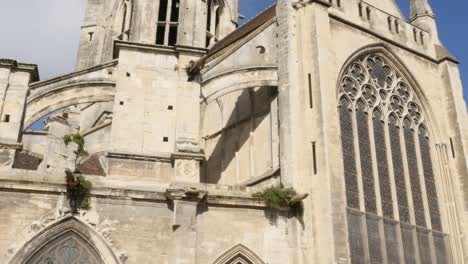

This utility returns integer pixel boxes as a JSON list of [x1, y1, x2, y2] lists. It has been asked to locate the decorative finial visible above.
[[410, 0, 434, 21]]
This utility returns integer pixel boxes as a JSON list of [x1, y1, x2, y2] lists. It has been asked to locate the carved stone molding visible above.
[[175, 137, 201, 153]]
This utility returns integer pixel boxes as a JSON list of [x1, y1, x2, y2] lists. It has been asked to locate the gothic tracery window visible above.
[[26, 233, 103, 264], [338, 53, 450, 263]]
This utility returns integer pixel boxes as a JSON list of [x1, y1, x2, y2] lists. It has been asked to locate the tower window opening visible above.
[[156, 0, 180, 46], [414, 29, 418, 42]]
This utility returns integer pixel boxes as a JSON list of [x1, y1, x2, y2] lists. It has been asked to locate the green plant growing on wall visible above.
[[63, 133, 88, 156], [253, 187, 307, 218], [63, 133, 92, 212], [66, 170, 93, 211]]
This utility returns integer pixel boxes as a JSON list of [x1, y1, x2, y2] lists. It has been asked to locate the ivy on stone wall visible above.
[[66, 170, 93, 211], [63, 133, 88, 156], [64, 133, 92, 212], [253, 187, 307, 218]]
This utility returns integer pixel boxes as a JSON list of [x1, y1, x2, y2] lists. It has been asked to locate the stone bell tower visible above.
[[76, 0, 239, 70], [73, 0, 240, 182]]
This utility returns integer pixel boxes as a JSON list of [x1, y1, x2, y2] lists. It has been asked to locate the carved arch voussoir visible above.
[[212, 244, 265, 264]]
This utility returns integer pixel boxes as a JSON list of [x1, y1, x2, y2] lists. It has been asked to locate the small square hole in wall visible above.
[[46, 164, 50, 169], [3, 114, 10, 123], [163, 137, 169, 142], [168, 105, 173, 110], [120, 101, 124, 106], [126, 72, 131, 77]]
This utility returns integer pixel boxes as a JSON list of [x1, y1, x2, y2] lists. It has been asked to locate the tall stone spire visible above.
[[410, 0, 434, 21]]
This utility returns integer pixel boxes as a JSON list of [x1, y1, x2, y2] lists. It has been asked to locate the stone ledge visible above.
[[0, 173, 268, 209], [0, 59, 39, 81]]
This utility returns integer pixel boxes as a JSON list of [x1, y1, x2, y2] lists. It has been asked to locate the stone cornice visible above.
[[166, 187, 208, 202], [0, 177, 268, 209], [292, 0, 331, 9], [114, 41, 177, 58], [0, 142, 23, 150], [0, 59, 39, 82]]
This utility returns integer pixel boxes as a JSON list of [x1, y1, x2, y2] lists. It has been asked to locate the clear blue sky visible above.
[[240, 0, 468, 101]]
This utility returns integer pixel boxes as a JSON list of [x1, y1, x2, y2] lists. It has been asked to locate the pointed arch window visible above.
[[27, 233, 103, 264], [118, 0, 133, 41], [338, 53, 450, 263], [156, 0, 180, 46], [206, 0, 223, 48]]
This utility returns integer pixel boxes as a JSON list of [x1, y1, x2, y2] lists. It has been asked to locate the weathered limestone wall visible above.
[[0, 62, 37, 144], [0, 178, 291, 264], [110, 46, 179, 155]]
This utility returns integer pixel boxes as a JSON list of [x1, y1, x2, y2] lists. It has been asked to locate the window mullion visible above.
[[400, 121, 423, 264], [351, 103, 365, 212], [369, 112, 391, 264], [369, 112, 383, 217], [399, 121, 416, 226], [413, 127, 433, 229], [164, 0, 173, 45], [383, 115, 405, 263]]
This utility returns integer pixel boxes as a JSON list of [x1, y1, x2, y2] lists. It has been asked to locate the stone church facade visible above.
[[1, 0, 467, 263]]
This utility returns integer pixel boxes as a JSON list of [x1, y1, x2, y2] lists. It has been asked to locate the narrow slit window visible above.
[[312, 142, 317, 175], [3, 114, 10, 123], [366, 7, 371, 20], [450, 138, 455, 158], [308, 73, 313, 109]]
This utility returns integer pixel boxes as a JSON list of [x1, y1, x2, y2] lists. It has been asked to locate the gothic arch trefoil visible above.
[[338, 52, 450, 263]]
